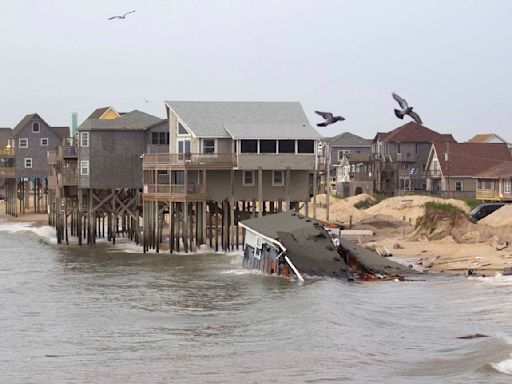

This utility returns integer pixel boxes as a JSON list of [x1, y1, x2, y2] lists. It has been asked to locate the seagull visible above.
[[315, 111, 345, 127], [108, 10, 135, 20], [392, 92, 423, 124]]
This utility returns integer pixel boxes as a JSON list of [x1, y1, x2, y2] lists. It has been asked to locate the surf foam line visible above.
[[0, 222, 57, 244], [492, 353, 512, 376]]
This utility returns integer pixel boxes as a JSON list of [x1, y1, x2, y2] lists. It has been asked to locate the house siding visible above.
[[14, 117, 62, 178]]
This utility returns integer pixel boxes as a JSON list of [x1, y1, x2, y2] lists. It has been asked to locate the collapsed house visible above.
[[240, 211, 415, 281]]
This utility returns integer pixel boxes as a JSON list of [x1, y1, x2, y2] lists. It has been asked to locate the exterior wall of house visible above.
[[441, 176, 477, 198], [14, 117, 61, 178], [330, 145, 371, 164], [79, 130, 144, 189], [145, 122, 169, 154], [206, 170, 311, 202], [237, 154, 315, 170]]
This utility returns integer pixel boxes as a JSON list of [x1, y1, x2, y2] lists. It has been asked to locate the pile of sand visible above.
[[480, 205, 512, 227], [364, 195, 470, 223], [324, 193, 373, 224]]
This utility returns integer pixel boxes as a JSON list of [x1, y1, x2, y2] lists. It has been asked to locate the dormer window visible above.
[[32, 122, 40, 133], [178, 122, 189, 135]]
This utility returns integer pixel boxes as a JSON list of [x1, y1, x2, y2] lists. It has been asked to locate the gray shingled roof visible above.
[[50, 127, 70, 141], [328, 132, 372, 147], [78, 110, 164, 131], [166, 101, 318, 138]]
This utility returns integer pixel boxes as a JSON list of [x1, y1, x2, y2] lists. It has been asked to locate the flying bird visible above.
[[392, 92, 423, 124], [315, 111, 345, 127], [108, 10, 135, 20]]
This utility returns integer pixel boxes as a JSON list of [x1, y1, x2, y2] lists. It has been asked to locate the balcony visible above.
[[62, 145, 77, 158], [143, 183, 207, 201], [143, 153, 236, 170], [0, 166, 15, 178], [0, 148, 15, 157], [237, 153, 315, 170], [61, 173, 78, 186], [476, 189, 499, 201]]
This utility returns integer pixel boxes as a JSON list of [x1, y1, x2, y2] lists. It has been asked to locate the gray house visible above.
[[371, 122, 455, 196], [3, 114, 69, 214], [142, 101, 322, 253], [325, 132, 372, 197]]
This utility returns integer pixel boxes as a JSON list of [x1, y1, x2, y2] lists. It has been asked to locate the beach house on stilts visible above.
[[3, 114, 69, 216], [142, 101, 321, 253], [48, 107, 168, 245]]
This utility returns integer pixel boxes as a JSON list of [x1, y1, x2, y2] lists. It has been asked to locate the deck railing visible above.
[[0, 148, 15, 157], [48, 150, 58, 165], [145, 183, 206, 195], [0, 166, 15, 176], [143, 153, 236, 167], [62, 146, 77, 158], [61, 174, 78, 186], [476, 188, 496, 200]]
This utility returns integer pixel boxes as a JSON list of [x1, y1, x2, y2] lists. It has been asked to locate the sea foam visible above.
[[492, 353, 512, 375], [0, 222, 57, 244]]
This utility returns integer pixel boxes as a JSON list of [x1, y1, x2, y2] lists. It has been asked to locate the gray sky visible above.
[[1, 0, 511, 141]]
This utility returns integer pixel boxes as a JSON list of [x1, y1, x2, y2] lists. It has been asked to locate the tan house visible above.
[[142, 101, 321, 253], [425, 142, 512, 198], [475, 161, 512, 202]]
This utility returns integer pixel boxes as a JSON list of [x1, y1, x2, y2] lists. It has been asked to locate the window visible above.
[[80, 160, 89, 176], [32, 122, 40, 132], [24, 158, 32, 168], [203, 139, 216, 154], [278, 140, 295, 153], [40, 138, 48, 146], [298, 140, 314, 153], [260, 140, 277, 154], [80, 132, 89, 147], [397, 143, 401, 154], [243, 171, 255, 186], [177, 139, 191, 153], [19, 138, 28, 148], [178, 122, 189, 135], [272, 170, 284, 186], [151, 132, 169, 145], [173, 171, 185, 184], [504, 179, 511, 194], [455, 180, 463, 192], [338, 149, 350, 160], [241, 140, 257, 153]]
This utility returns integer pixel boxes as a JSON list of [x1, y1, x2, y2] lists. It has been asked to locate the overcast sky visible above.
[[1, 0, 511, 141]]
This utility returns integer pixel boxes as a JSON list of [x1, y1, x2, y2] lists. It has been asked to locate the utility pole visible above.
[[325, 143, 330, 222]]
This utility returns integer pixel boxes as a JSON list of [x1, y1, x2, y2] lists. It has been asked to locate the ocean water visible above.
[[0, 222, 511, 383]]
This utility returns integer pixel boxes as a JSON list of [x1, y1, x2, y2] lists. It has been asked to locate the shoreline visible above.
[[1, 204, 509, 277]]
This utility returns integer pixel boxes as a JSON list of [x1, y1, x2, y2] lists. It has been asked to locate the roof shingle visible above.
[[378, 122, 455, 143]]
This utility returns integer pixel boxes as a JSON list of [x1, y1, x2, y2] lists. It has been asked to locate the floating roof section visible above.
[[166, 101, 319, 139], [241, 212, 352, 279], [78, 110, 164, 131]]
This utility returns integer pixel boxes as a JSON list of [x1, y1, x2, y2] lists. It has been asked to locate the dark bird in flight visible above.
[[108, 10, 135, 20], [392, 92, 423, 124], [315, 111, 345, 127]]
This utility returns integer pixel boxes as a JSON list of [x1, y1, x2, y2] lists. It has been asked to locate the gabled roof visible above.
[[78, 110, 164, 131], [86, 106, 120, 120], [12, 113, 45, 136], [50, 127, 70, 141], [468, 133, 507, 144], [11, 113, 68, 140], [328, 132, 372, 147], [376, 121, 455, 144], [0, 128, 13, 147], [166, 101, 318, 139], [475, 161, 512, 179], [432, 142, 512, 176]]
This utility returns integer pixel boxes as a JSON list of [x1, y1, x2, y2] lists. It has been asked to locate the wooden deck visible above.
[[143, 183, 208, 202], [143, 153, 236, 170]]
